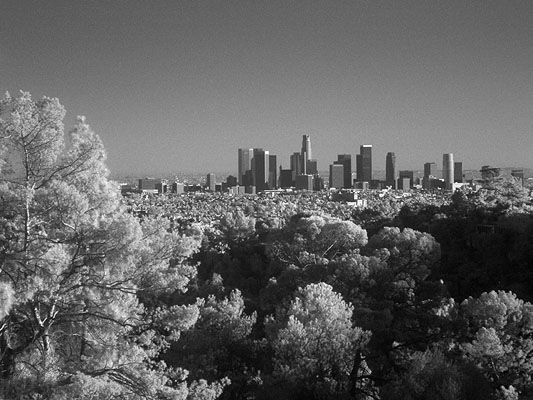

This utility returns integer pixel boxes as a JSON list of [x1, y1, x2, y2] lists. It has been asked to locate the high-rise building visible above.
[[422, 162, 438, 189], [306, 159, 318, 175], [335, 154, 352, 188], [424, 162, 437, 178], [329, 164, 344, 189], [269, 154, 278, 189], [454, 162, 463, 183], [172, 182, 184, 194], [399, 170, 414, 189], [279, 168, 293, 188], [155, 181, 168, 194], [356, 145, 372, 182], [206, 173, 216, 192], [385, 152, 396, 189], [296, 174, 314, 191], [398, 178, 411, 191], [443, 153, 454, 190], [301, 135, 312, 174], [290, 152, 303, 180], [313, 174, 324, 191], [252, 148, 269, 192], [238, 148, 254, 186]]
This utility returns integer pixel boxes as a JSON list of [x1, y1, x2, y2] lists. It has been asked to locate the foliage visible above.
[[266, 214, 368, 267], [267, 282, 373, 398], [380, 347, 492, 400], [458, 291, 533, 393], [0, 92, 226, 398]]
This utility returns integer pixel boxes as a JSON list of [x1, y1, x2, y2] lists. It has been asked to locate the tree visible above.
[[267, 282, 373, 398], [0, 92, 225, 398], [380, 348, 492, 400], [459, 291, 533, 394], [366, 227, 440, 299], [166, 289, 260, 399], [266, 214, 368, 268]]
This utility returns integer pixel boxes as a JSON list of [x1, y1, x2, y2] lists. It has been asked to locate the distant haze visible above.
[[2, 1, 532, 176]]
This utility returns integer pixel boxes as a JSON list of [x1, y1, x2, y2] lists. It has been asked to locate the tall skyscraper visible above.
[[238, 148, 253, 185], [301, 135, 312, 174], [252, 148, 269, 192], [443, 153, 454, 190], [385, 152, 396, 189], [329, 164, 344, 189], [269, 154, 277, 189], [454, 161, 463, 183], [279, 168, 293, 188], [357, 145, 372, 182], [290, 152, 302, 179], [335, 154, 352, 188]]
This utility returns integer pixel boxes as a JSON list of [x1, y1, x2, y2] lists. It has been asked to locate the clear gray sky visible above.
[[1, 0, 532, 176]]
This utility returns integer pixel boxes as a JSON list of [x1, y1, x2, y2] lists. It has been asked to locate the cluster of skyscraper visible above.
[[386, 152, 462, 191], [237, 135, 465, 193], [238, 135, 323, 193], [237, 148, 278, 192], [329, 145, 374, 190], [131, 138, 524, 195]]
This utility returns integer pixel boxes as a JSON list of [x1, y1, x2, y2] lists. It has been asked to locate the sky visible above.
[[1, 0, 532, 177]]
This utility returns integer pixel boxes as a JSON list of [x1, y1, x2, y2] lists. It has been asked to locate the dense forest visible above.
[[1, 93, 533, 399]]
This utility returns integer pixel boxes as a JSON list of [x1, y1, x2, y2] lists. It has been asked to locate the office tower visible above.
[[313, 175, 324, 191], [399, 170, 414, 181], [398, 177, 411, 191], [454, 162, 463, 183], [329, 164, 344, 189], [335, 154, 352, 188], [399, 170, 414, 189], [296, 174, 314, 191], [269, 154, 277, 189], [356, 145, 372, 182], [279, 168, 293, 188], [252, 148, 269, 192], [301, 135, 312, 174], [242, 170, 254, 187], [422, 162, 438, 189], [385, 152, 396, 189], [155, 182, 168, 194], [424, 162, 437, 178], [290, 152, 303, 178], [442, 153, 454, 190], [306, 159, 318, 175], [206, 173, 216, 192], [238, 148, 254, 185], [172, 182, 184, 194]]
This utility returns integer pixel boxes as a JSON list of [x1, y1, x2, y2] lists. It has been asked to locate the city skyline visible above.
[[2, 1, 532, 176], [237, 135, 471, 192]]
